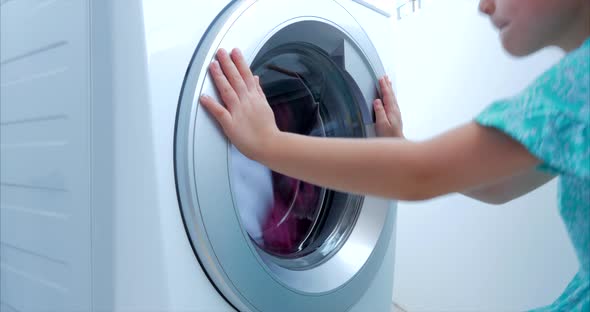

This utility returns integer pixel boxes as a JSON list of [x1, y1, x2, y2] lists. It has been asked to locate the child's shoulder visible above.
[[529, 37, 589, 112], [475, 38, 589, 179], [560, 37, 590, 68], [544, 37, 588, 84]]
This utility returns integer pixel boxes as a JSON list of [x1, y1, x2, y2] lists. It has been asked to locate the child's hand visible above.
[[200, 48, 280, 160], [374, 76, 404, 138]]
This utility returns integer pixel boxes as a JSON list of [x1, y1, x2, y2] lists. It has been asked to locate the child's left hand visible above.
[[200, 48, 280, 161], [374, 76, 404, 138]]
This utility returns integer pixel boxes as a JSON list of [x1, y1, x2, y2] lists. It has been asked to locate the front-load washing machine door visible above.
[[174, 1, 395, 311]]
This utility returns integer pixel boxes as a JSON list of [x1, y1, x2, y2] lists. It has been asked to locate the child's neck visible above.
[[556, 4, 590, 52]]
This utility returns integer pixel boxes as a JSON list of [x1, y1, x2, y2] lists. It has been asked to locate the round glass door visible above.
[[231, 43, 367, 268]]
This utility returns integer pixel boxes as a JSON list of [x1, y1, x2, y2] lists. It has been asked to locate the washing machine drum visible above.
[[174, 1, 395, 311]]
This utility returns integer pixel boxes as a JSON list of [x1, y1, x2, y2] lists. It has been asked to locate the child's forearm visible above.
[[258, 132, 431, 200]]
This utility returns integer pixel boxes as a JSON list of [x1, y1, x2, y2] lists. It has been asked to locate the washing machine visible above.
[[0, 0, 397, 311]]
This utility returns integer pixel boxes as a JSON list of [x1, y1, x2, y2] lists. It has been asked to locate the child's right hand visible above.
[[374, 76, 404, 138]]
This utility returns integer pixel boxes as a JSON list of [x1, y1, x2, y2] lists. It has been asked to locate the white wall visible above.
[[390, 1, 579, 311]]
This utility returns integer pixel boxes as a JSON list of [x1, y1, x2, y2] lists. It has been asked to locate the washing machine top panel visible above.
[[174, 1, 395, 311]]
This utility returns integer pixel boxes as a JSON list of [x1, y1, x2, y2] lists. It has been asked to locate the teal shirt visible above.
[[475, 38, 590, 311]]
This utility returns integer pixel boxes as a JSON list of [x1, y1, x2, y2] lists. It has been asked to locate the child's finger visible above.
[[209, 60, 239, 110], [386, 75, 399, 105], [374, 99, 389, 126], [379, 77, 395, 116], [200, 94, 232, 131], [254, 75, 264, 97], [230, 48, 256, 91], [216, 49, 248, 96]]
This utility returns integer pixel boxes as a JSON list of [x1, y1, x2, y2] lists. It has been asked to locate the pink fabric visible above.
[[262, 173, 321, 254]]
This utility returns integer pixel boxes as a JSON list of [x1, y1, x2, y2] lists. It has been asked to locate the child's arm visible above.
[[254, 122, 540, 200], [374, 72, 554, 203], [462, 170, 555, 204], [200, 48, 541, 200]]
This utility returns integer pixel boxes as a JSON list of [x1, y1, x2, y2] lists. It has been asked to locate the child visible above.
[[200, 0, 589, 310]]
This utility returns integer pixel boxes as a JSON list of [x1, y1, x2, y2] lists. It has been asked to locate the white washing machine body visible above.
[[0, 1, 397, 311]]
